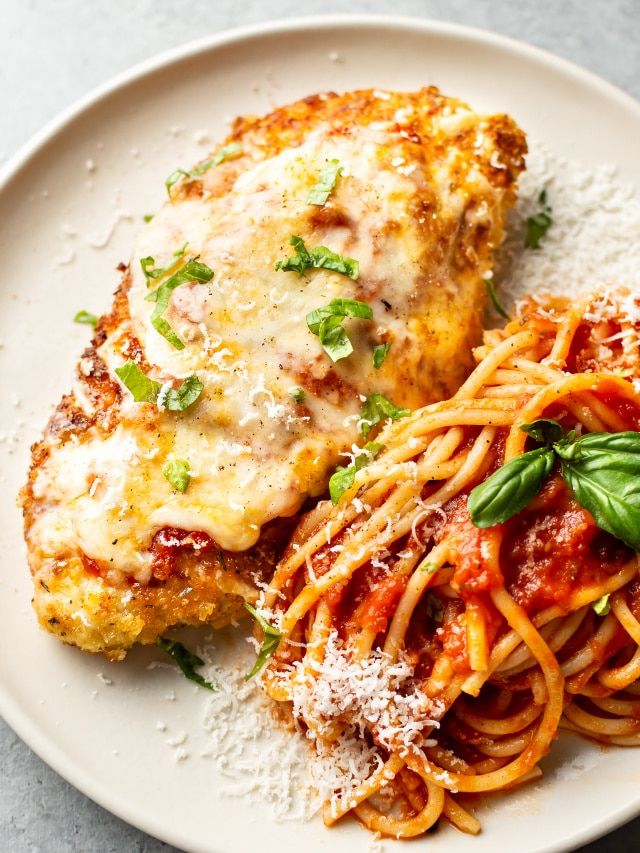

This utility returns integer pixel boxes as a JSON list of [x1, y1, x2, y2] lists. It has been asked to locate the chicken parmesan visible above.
[[21, 86, 526, 659]]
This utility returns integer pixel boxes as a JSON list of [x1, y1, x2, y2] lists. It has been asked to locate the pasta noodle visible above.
[[254, 286, 640, 839]]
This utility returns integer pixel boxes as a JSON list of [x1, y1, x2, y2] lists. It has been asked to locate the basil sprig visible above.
[[307, 159, 342, 205], [306, 298, 372, 361], [145, 259, 214, 349], [525, 188, 553, 249], [244, 603, 282, 680], [115, 361, 203, 411], [468, 419, 640, 552], [163, 457, 191, 493], [165, 142, 243, 196], [329, 442, 383, 505], [276, 235, 359, 280], [360, 392, 411, 438], [156, 637, 215, 691]]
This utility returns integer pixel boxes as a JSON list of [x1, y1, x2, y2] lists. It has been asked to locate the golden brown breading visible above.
[[21, 87, 526, 659]]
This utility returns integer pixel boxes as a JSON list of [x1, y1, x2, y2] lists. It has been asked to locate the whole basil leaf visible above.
[[468, 446, 555, 528], [520, 418, 563, 445], [555, 431, 640, 551]]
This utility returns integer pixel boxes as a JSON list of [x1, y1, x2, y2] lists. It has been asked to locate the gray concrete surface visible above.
[[2, 1, 640, 850]]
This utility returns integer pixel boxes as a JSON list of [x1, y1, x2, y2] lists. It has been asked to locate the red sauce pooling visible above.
[[501, 476, 630, 612], [149, 527, 216, 581]]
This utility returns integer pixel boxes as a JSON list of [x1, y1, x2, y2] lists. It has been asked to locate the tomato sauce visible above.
[[500, 476, 630, 612], [149, 527, 216, 581]]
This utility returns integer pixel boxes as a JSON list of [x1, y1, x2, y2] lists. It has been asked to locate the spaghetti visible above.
[[253, 286, 640, 839]]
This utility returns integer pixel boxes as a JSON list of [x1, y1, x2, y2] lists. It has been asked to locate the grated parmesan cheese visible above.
[[496, 139, 640, 307]]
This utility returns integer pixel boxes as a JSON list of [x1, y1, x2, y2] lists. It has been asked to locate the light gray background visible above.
[[2, 1, 639, 851]]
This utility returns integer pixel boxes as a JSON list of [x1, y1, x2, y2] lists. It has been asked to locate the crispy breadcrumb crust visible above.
[[21, 87, 526, 660]]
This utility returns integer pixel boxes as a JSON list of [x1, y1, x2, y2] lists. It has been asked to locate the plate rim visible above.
[[3, 13, 640, 852]]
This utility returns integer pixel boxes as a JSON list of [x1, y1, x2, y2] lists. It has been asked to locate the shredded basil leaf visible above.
[[143, 213, 154, 223], [307, 159, 343, 205], [593, 594, 611, 616], [73, 310, 98, 328], [114, 361, 161, 403], [306, 298, 373, 362], [276, 235, 359, 280], [115, 361, 203, 411], [359, 393, 411, 438], [329, 442, 383, 505], [156, 637, 215, 690], [165, 142, 243, 196], [140, 243, 188, 284], [145, 259, 214, 349], [373, 342, 390, 369], [289, 387, 306, 404], [484, 276, 509, 319], [525, 189, 553, 249], [190, 142, 243, 176], [163, 375, 204, 411], [162, 457, 191, 493], [244, 603, 282, 680], [420, 561, 440, 575]]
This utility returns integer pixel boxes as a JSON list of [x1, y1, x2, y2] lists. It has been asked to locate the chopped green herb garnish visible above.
[[373, 342, 390, 369], [289, 387, 306, 404], [145, 259, 214, 349], [73, 310, 98, 328], [420, 561, 440, 574], [307, 159, 343, 205], [244, 603, 282, 679], [276, 235, 359, 280], [165, 142, 243, 196], [525, 189, 553, 249], [162, 457, 191, 493], [306, 298, 372, 362], [140, 243, 188, 284], [115, 361, 203, 411], [143, 213, 154, 223], [329, 442, 383, 505], [156, 637, 215, 690], [359, 393, 411, 438], [593, 594, 611, 616], [484, 276, 509, 320]]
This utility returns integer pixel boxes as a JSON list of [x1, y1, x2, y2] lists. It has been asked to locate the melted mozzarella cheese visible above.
[[32, 117, 505, 581]]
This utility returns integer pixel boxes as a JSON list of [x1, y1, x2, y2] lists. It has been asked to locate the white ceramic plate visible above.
[[2, 15, 640, 853]]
